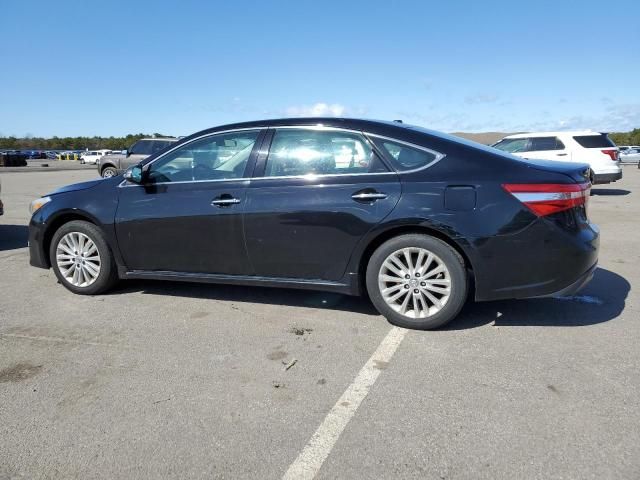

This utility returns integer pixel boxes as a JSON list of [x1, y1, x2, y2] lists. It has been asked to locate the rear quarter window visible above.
[[573, 134, 615, 148], [371, 138, 442, 171]]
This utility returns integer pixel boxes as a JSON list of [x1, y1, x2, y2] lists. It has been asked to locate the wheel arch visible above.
[[356, 224, 475, 296], [99, 162, 118, 175], [42, 211, 102, 268]]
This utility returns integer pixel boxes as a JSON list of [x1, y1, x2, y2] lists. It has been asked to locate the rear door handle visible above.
[[556, 153, 568, 156], [351, 191, 388, 202], [211, 195, 241, 207]]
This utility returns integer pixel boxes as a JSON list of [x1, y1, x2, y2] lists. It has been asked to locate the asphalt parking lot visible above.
[[1, 167, 639, 479]]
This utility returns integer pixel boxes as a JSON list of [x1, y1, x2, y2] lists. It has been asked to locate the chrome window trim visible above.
[[365, 133, 446, 173], [117, 125, 446, 188], [118, 171, 396, 188]]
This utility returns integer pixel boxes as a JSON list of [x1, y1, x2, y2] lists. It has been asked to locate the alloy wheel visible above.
[[55, 232, 102, 287], [378, 247, 452, 319]]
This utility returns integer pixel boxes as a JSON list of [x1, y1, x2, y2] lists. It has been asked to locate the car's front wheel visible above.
[[101, 166, 117, 178], [49, 220, 118, 295], [366, 234, 468, 330]]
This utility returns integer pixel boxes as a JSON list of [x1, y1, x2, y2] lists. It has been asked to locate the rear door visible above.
[[243, 127, 401, 281], [524, 136, 571, 161]]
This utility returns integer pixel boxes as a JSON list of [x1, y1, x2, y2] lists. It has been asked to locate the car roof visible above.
[[139, 137, 178, 141], [503, 130, 605, 139], [187, 117, 457, 141]]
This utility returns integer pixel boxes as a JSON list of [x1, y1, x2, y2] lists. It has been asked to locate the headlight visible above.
[[29, 196, 51, 215]]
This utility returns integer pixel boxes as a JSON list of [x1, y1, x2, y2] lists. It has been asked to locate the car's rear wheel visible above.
[[101, 166, 117, 178], [49, 220, 118, 295], [366, 234, 468, 330]]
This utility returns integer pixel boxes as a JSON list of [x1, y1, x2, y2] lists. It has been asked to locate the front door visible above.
[[115, 129, 264, 274], [243, 127, 401, 281]]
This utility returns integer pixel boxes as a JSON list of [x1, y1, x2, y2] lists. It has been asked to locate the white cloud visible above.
[[464, 94, 500, 105], [286, 102, 347, 117]]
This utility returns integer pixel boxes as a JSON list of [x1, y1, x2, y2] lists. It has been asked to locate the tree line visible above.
[[609, 128, 640, 147], [1, 128, 639, 151], [0, 133, 171, 151]]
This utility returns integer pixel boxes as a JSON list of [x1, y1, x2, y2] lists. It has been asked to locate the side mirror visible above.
[[123, 165, 143, 184], [124, 149, 130, 157]]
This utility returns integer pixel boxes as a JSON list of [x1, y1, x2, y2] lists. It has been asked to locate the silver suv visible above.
[[98, 138, 177, 178]]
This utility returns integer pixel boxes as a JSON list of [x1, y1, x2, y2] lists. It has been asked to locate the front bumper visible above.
[[29, 216, 49, 269], [593, 171, 622, 184]]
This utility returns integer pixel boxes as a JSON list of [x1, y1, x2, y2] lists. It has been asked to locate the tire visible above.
[[49, 220, 118, 295], [366, 234, 468, 330], [101, 166, 117, 178]]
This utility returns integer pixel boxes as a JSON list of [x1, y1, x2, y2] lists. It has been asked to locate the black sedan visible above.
[[28, 118, 598, 330]]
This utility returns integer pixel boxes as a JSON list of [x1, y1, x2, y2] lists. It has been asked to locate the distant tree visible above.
[[0, 133, 174, 150]]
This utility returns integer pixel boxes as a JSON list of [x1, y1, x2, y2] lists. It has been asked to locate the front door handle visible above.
[[556, 153, 568, 156], [211, 195, 241, 207], [351, 191, 388, 202]]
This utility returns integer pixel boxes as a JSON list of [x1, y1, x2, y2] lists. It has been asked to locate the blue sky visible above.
[[1, 0, 639, 137]]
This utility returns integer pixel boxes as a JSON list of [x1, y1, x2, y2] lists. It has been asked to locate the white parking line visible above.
[[0, 333, 120, 348], [282, 326, 408, 480]]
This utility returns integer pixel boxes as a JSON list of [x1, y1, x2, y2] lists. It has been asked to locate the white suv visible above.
[[80, 149, 111, 165], [493, 131, 622, 184]]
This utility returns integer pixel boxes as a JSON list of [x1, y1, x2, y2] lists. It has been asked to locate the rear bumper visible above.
[[473, 217, 600, 302], [534, 262, 597, 298], [593, 171, 622, 184]]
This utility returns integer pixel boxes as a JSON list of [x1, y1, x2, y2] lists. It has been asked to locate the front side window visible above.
[[265, 129, 387, 177], [146, 130, 260, 183], [372, 138, 441, 171], [492, 138, 529, 153], [529, 137, 565, 151]]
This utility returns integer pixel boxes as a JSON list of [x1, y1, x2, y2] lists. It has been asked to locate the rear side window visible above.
[[372, 138, 441, 171], [265, 129, 388, 177], [492, 138, 529, 153], [573, 134, 615, 148], [129, 140, 153, 155], [152, 140, 174, 153], [529, 137, 565, 151]]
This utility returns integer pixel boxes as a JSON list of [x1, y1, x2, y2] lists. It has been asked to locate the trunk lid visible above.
[[512, 157, 590, 183]]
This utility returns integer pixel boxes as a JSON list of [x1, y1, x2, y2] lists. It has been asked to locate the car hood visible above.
[[49, 178, 104, 196]]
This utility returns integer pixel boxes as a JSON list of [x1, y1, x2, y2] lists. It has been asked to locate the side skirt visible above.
[[122, 270, 360, 296]]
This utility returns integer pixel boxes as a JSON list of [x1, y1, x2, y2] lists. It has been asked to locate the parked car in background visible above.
[[97, 138, 177, 177], [22, 150, 46, 159], [29, 118, 598, 330], [80, 149, 111, 165], [492, 131, 621, 184], [618, 146, 640, 164]]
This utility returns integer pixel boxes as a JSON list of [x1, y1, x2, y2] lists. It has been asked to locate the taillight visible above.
[[502, 182, 591, 217], [601, 149, 618, 161]]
